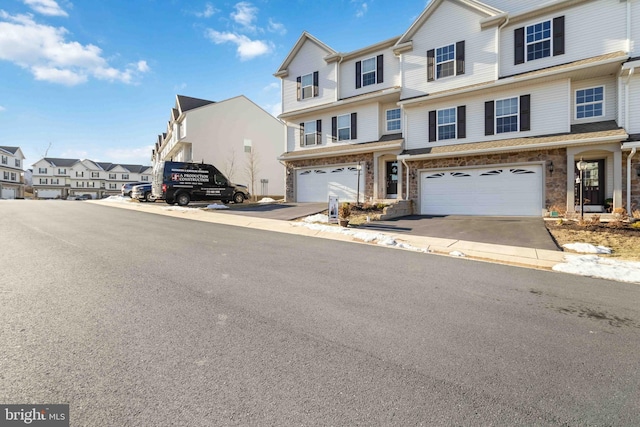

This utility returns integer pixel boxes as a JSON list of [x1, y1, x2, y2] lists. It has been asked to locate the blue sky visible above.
[[0, 0, 429, 168]]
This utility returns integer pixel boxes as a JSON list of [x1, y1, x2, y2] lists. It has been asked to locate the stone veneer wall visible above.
[[622, 152, 640, 214], [284, 154, 374, 202], [404, 148, 567, 212]]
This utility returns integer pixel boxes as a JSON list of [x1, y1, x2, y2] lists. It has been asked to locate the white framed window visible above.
[[386, 108, 401, 132], [437, 108, 456, 140], [109, 173, 116, 179], [15, 159, 20, 167], [51, 178, 59, 185], [337, 114, 351, 141], [39, 168, 47, 174], [141, 176, 149, 182], [1, 155, 7, 165], [92, 172, 99, 178], [76, 171, 84, 177], [304, 121, 317, 146], [576, 86, 604, 119], [496, 97, 519, 134], [526, 20, 551, 61], [10, 172, 16, 181], [39, 178, 48, 184], [77, 182, 85, 188], [58, 168, 66, 174], [122, 174, 129, 180], [3, 171, 8, 179], [436, 44, 455, 78], [244, 138, 252, 153], [301, 73, 313, 99], [362, 57, 377, 86]]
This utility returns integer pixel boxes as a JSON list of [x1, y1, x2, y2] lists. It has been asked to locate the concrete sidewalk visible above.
[[91, 199, 566, 271]]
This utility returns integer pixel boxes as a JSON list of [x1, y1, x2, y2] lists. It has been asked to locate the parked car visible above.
[[131, 183, 155, 202], [121, 182, 147, 197], [156, 161, 249, 206]]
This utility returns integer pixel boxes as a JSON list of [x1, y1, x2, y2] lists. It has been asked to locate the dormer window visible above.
[[436, 44, 455, 78], [297, 72, 319, 100], [361, 57, 377, 86]]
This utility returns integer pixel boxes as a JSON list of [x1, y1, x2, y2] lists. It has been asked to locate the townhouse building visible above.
[[0, 146, 25, 199], [151, 94, 286, 198], [32, 158, 152, 199], [275, 0, 640, 217]]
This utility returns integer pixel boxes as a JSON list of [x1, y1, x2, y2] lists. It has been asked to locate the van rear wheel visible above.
[[176, 193, 190, 206], [233, 192, 245, 204]]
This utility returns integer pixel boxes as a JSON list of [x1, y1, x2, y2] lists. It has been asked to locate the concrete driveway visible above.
[[357, 215, 560, 251], [215, 202, 327, 221]]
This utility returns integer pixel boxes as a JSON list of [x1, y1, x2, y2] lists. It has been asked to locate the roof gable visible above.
[[175, 95, 215, 113], [42, 157, 80, 168], [275, 31, 337, 77], [397, 0, 503, 45]]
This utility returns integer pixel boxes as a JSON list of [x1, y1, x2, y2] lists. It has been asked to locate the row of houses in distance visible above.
[[0, 146, 26, 199], [31, 158, 152, 199]]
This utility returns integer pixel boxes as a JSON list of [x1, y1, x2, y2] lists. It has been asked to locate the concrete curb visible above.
[[90, 199, 566, 271]]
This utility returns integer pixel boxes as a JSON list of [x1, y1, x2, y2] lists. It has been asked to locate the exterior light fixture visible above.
[[547, 161, 554, 174], [577, 157, 588, 220]]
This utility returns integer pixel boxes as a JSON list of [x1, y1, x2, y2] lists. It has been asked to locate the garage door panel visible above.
[[421, 165, 542, 216], [297, 166, 364, 203]]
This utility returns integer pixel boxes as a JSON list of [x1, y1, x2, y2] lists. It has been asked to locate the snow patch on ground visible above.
[[206, 203, 229, 209], [101, 196, 131, 203], [563, 243, 612, 254], [258, 198, 277, 204], [553, 255, 640, 284], [303, 213, 329, 223], [162, 206, 196, 212]]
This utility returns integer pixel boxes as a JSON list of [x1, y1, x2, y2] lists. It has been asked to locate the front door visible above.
[[386, 161, 398, 198], [575, 159, 604, 206]]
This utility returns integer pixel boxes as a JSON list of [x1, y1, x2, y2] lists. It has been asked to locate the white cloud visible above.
[[23, 0, 68, 17], [262, 82, 279, 92], [173, 82, 187, 92], [267, 18, 286, 35], [353, 1, 368, 18], [0, 105, 6, 112], [265, 102, 281, 118], [231, 2, 258, 32], [0, 11, 148, 86], [205, 29, 272, 60], [195, 3, 217, 18]]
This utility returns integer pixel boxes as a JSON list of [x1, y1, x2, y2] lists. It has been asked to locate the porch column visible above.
[[397, 160, 404, 200], [372, 153, 380, 200], [566, 152, 576, 212], [613, 150, 622, 209]]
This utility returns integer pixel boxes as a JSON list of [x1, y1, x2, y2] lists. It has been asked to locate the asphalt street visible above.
[[1, 200, 639, 426]]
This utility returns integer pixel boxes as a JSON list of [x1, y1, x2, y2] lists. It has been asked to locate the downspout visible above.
[[496, 15, 510, 80], [628, 147, 636, 215], [402, 159, 410, 201]]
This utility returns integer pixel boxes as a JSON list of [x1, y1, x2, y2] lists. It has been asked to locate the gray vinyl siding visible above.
[[500, 1, 627, 78], [340, 47, 400, 99], [405, 79, 569, 151], [401, 0, 497, 101], [570, 76, 617, 125], [282, 41, 336, 114], [629, 73, 640, 134]]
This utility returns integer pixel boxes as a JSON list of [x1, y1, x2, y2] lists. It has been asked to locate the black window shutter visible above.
[[485, 101, 495, 136], [316, 119, 322, 144], [427, 49, 435, 81], [457, 106, 466, 139], [313, 71, 319, 97], [520, 95, 531, 131], [456, 41, 465, 75], [514, 27, 525, 65], [428, 110, 436, 142], [296, 76, 301, 101], [331, 116, 337, 140], [351, 113, 357, 140], [553, 16, 565, 56], [299, 123, 304, 146], [377, 54, 384, 84], [355, 61, 362, 89]]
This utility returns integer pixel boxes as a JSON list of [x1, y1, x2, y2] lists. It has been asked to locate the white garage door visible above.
[[420, 165, 543, 216], [297, 166, 365, 203], [37, 189, 62, 199], [1, 188, 16, 199]]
